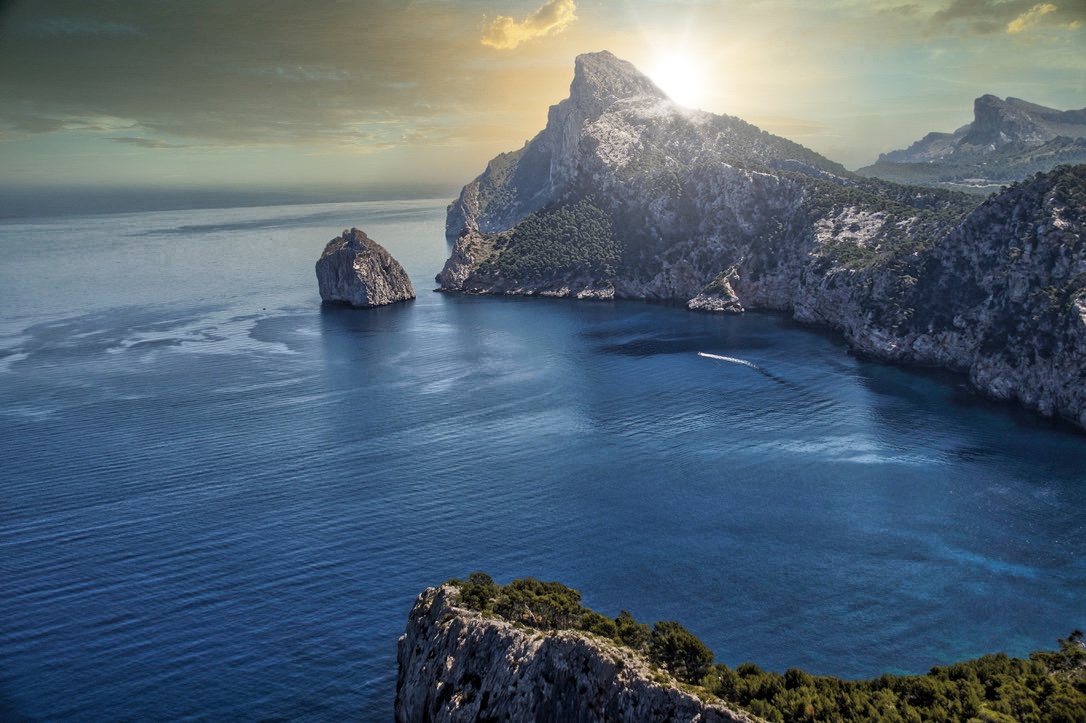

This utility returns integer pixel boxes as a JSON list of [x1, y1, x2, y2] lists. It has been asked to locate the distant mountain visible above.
[[857, 95, 1086, 192], [438, 51, 1086, 429]]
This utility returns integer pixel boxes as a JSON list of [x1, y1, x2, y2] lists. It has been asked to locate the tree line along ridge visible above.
[[446, 573, 1086, 723]]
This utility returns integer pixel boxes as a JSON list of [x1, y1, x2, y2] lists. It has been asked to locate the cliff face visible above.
[[847, 172, 1086, 423], [444, 52, 672, 243], [857, 95, 1086, 191], [786, 168, 1086, 427], [316, 227, 415, 307], [395, 585, 754, 723], [437, 51, 1086, 429]]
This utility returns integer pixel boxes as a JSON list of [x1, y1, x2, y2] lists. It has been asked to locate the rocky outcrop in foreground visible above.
[[396, 579, 1086, 721], [315, 228, 415, 307], [395, 585, 753, 723], [438, 51, 1086, 430]]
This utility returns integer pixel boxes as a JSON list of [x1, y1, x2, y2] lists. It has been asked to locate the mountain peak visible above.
[[964, 94, 1086, 147], [860, 93, 1086, 188], [569, 50, 669, 114]]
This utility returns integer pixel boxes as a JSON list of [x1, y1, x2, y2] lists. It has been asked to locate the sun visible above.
[[646, 52, 709, 110]]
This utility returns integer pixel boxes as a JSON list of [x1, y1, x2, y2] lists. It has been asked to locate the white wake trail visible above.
[[697, 352, 760, 370]]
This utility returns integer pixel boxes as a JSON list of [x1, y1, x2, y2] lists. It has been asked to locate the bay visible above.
[[1, 198, 1083, 720]]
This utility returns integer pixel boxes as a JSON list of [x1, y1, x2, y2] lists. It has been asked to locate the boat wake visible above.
[[697, 351, 793, 388], [697, 352, 760, 370]]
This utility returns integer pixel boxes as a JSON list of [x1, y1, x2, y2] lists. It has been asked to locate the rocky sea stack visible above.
[[438, 51, 1086, 430], [316, 228, 415, 307]]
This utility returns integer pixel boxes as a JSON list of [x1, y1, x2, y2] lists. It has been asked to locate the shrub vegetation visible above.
[[475, 196, 619, 283], [446, 574, 1086, 721]]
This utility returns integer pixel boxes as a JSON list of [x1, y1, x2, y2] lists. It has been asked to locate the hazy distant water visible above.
[[1, 198, 1084, 720]]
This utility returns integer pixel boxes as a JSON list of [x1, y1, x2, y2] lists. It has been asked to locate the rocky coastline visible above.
[[437, 51, 1086, 430], [396, 577, 1086, 722]]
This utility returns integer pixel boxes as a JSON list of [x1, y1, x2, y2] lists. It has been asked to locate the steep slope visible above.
[[445, 51, 673, 242], [796, 166, 1086, 427], [857, 95, 1086, 192], [395, 583, 755, 723], [437, 51, 1086, 429]]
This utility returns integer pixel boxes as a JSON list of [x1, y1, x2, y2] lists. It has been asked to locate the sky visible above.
[[0, 0, 1083, 196]]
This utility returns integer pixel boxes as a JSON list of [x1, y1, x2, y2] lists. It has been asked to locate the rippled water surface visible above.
[[2, 199, 1084, 719]]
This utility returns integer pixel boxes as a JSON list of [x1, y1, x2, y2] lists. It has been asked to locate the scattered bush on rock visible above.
[[446, 574, 1086, 721]]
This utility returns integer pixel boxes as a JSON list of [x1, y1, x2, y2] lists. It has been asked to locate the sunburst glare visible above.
[[646, 52, 709, 109]]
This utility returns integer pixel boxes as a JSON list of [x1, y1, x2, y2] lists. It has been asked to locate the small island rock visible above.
[[315, 228, 415, 307]]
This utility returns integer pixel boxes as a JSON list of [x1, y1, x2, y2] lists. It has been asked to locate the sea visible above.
[[1, 197, 1084, 720]]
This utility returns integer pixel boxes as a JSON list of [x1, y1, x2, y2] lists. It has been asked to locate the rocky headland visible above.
[[437, 51, 1086, 430], [396, 576, 1086, 722], [395, 582, 754, 723], [857, 95, 1086, 192], [316, 227, 415, 307]]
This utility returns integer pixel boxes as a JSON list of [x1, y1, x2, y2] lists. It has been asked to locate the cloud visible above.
[[6, 115, 70, 135], [110, 137, 193, 150], [927, 0, 1085, 35], [0, 0, 493, 151], [881, 4, 922, 16], [1007, 2, 1058, 32], [481, 0, 577, 49], [0, 112, 139, 138], [19, 16, 141, 38]]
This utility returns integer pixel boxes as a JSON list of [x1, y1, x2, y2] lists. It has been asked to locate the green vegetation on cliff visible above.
[[475, 196, 619, 283], [447, 574, 1086, 722], [798, 175, 977, 272], [449, 573, 711, 686]]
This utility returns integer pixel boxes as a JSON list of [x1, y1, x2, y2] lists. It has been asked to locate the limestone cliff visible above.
[[836, 170, 1086, 426], [395, 585, 755, 723], [437, 51, 1086, 430], [444, 52, 674, 244], [316, 227, 415, 307]]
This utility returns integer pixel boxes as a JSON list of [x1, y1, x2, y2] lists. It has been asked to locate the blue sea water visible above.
[[1, 198, 1084, 720]]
